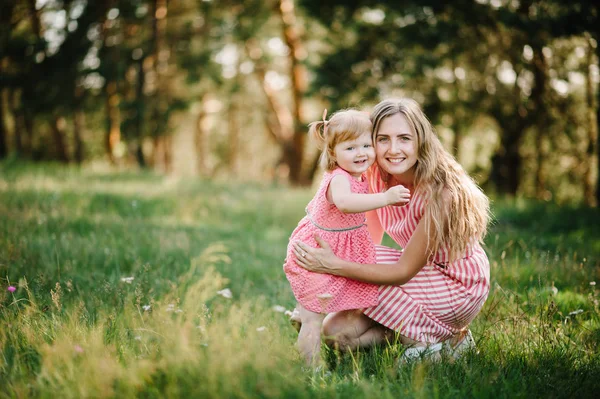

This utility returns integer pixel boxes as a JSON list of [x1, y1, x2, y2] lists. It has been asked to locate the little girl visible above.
[[283, 109, 410, 366]]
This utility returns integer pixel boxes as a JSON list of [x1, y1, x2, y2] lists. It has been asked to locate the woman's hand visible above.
[[292, 235, 345, 276]]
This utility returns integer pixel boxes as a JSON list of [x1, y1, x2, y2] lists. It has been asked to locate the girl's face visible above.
[[333, 131, 375, 178], [375, 113, 418, 181]]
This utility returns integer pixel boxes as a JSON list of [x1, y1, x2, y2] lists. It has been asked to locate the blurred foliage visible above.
[[0, 0, 598, 202]]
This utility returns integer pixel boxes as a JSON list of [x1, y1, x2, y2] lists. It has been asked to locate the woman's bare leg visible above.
[[322, 310, 396, 351], [296, 304, 325, 366]]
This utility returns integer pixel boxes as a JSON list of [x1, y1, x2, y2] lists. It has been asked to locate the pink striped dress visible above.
[[363, 167, 490, 344]]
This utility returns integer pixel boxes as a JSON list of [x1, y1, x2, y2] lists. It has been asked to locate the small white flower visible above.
[[272, 305, 287, 313], [120, 276, 134, 284], [590, 281, 596, 286], [134, 336, 142, 341], [569, 309, 584, 316], [175, 309, 183, 313], [142, 305, 151, 311], [284, 310, 294, 317], [166, 303, 176, 312], [201, 343, 208, 347], [256, 326, 267, 332], [217, 288, 233, 299]]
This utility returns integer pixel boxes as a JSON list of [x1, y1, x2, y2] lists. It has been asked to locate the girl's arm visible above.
[[293, 218, 432, 285], [328, 174, 410, 214]]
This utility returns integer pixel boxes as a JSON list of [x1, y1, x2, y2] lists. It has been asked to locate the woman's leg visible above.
[[322, 310, 397, 351], [296, 304, 325, 366]]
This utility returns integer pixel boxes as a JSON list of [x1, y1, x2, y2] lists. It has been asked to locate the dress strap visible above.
[[305, 207, 366, 232]]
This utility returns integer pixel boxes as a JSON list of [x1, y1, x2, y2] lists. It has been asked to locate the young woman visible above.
[[293, 98, 491, 360]]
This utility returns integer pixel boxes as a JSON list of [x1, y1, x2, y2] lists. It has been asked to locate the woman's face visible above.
[[375, 113, 418, 180]]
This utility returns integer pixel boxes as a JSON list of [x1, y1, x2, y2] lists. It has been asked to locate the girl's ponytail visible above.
[[308, 120, 327, 148], [309, 110, 328, 149]]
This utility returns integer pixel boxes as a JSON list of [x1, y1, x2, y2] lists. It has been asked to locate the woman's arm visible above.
[[328, 174, 410, 214], [293, 218, 433, 286]]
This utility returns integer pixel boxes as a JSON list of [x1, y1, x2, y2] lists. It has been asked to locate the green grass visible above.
[[1, 161, 599, 398]]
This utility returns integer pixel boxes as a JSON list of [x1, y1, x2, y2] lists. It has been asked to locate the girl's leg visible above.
[[322, 310, 396, 351], [289, 305, 302, 332], [296, 304, 325, 366]]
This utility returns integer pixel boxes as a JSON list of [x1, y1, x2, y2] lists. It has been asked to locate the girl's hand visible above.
[[384, 185, 411, 206], [293, 235, 344, 276]]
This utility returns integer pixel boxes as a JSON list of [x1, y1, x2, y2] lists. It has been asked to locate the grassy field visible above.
[[1, 161, 599, 398]]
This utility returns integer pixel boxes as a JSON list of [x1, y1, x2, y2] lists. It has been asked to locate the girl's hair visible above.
[[309, 109, 372, 172], [371, 98, 490, 262]]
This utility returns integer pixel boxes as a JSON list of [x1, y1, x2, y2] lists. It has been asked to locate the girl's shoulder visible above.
[[331, 167, 352, 177], [327, 167, 355, 183]]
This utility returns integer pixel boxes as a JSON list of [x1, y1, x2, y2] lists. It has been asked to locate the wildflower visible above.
[[569, 309, 583, 316], [134, 336, 142, 341], [284, 310, 294, 317], [590, 282, 596, 286], [217, 288, 232, 299], [7, 286, 16, 293], [166, 304, 176, 312], [74, 345, 84, 354], [120, 277, 134, 284], [256, 326, 267, 332], [142, 305, 151, 311], [272, 305, 287, 313]]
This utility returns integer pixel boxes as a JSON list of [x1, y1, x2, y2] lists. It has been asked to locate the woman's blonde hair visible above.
[[309, 109, 372, 172], [371, 98, 490, 261]]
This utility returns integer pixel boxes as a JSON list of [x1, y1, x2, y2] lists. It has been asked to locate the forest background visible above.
[[2, 1, 600, 397], [1, 0, 599, 204]]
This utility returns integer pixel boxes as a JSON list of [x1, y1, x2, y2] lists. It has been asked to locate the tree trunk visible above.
[[276, 0, 308, 185], [24, 108, 34, 157], [104, 81, 121, 164], [451, 59, 462, 161], [26, 0, 41, 39], [195, 95, 208, 176], [9, 89, 26, 155], [163, 135, 172, 174], [531, 44, 549, 199], [73, 87, 85, 164], [149, 0, 170, 172], [584, 34, 597, 207], [596, 33, 600, 206], [0, 88, 7, 159], [227, 94, 239, 174], [489, 128, 523, 195], [50, 115, 69, 163], [134, 58, 146, 168]]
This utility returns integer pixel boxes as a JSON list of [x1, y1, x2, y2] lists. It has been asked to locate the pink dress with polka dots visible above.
[[284, 168, 379, 313], [363, 166, 491, 343]]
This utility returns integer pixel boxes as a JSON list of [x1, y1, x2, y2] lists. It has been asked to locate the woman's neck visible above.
[[389, 173, 415, 191]]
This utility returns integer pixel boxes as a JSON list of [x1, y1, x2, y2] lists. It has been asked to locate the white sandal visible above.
[[443, 330, 477, 359], [400, 342, 443, 363]]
